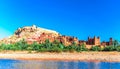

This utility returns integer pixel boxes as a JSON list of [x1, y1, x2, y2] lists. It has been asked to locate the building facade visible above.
[[86, 36, 100, 46]]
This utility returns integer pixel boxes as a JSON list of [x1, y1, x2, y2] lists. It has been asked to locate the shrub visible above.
[[75, 46, 81, 52], [116, 46, 120, 52], [14, 39, 28, 50], [103, 46, 116, 51], [30, 42, 42, 51], [39, 48, 47, 52], [80, 45, 88, 51], [9, 44, 17, 51], [91, 46, 101, 51]]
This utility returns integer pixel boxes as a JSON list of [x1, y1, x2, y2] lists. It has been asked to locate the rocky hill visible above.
[[0, 25, 79, 46], [0, 25, 59, 43]]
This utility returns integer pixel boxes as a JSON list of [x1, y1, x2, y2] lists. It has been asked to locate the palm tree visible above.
[[113, 40, 119, 47]]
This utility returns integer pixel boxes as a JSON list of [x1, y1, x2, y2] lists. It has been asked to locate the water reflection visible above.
[[0, 59, 120, 69]]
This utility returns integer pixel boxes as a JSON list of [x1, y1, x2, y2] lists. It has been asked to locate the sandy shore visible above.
[[0, 51, 120, 62]]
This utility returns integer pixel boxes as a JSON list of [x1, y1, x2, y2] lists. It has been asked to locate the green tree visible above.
[[53, 40, 60, 44], [0, 43, 10, 50], [31, 42, 40, 51], [113, 40, 119, 47], [27, 45, 33, 53], [9, 44, 17, 51], [58, 43, 64, 49], [44, 39, 52, 49], [14, 39, 28, 50], [103, 46, 116, 51], [91, 46, 101, 51], [116, 46, 120, 52], [80, 44, 88, 51], [75, 46, 81, 52]]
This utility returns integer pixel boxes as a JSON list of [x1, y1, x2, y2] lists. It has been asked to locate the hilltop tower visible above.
[[87, 36, 100, 45], [87, 36, 94, 45], [109, 38, 113, 45], [94, 36, 100, 45]]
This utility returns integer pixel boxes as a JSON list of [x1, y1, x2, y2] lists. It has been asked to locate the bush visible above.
[[80, 45, 88, 51], [39, 48, 47, 52], [103, 46, 116, 51], [9, 44, 17, 51], [14, 39, 28, 50], [91, 46, 101, 51], [116, 46, 120, 52], [47, 46, 62, 53], [75, 46, 81, 52], [67, 45, 76, 52], [30, 42, 43, 51], [75, 44, 88, 52]]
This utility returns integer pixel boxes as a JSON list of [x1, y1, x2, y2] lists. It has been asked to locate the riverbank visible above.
[[0, 51, 120, 62]]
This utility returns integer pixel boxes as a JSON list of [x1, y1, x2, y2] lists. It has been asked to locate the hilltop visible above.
[[0, 25, 59, 44]]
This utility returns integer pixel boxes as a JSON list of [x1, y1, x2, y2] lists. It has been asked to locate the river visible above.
[[0, 59, 119, 69]]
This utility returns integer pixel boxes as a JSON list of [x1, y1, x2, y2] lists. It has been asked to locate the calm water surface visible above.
[[0, 59, 120, 69]]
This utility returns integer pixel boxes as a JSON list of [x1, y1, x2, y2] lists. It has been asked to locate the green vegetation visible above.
[[90, 46, 101, 51], [0, 39, 120, 53], [103, 45, 116, 51]]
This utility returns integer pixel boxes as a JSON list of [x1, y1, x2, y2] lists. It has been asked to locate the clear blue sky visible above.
[[0, 0, 120, 41]]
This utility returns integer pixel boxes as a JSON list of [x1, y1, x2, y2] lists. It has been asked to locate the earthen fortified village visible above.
[[0, 25, 113, 48]]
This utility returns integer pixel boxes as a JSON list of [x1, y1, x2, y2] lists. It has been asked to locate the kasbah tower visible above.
[[87, 36, 100, 45], [85, 36, 113, 49]]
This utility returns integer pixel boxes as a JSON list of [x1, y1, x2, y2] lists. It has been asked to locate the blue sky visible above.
[[0, 0, 120, 41]]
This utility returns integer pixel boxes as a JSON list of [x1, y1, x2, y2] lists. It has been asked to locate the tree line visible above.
[[0, 39, 120, 53]]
